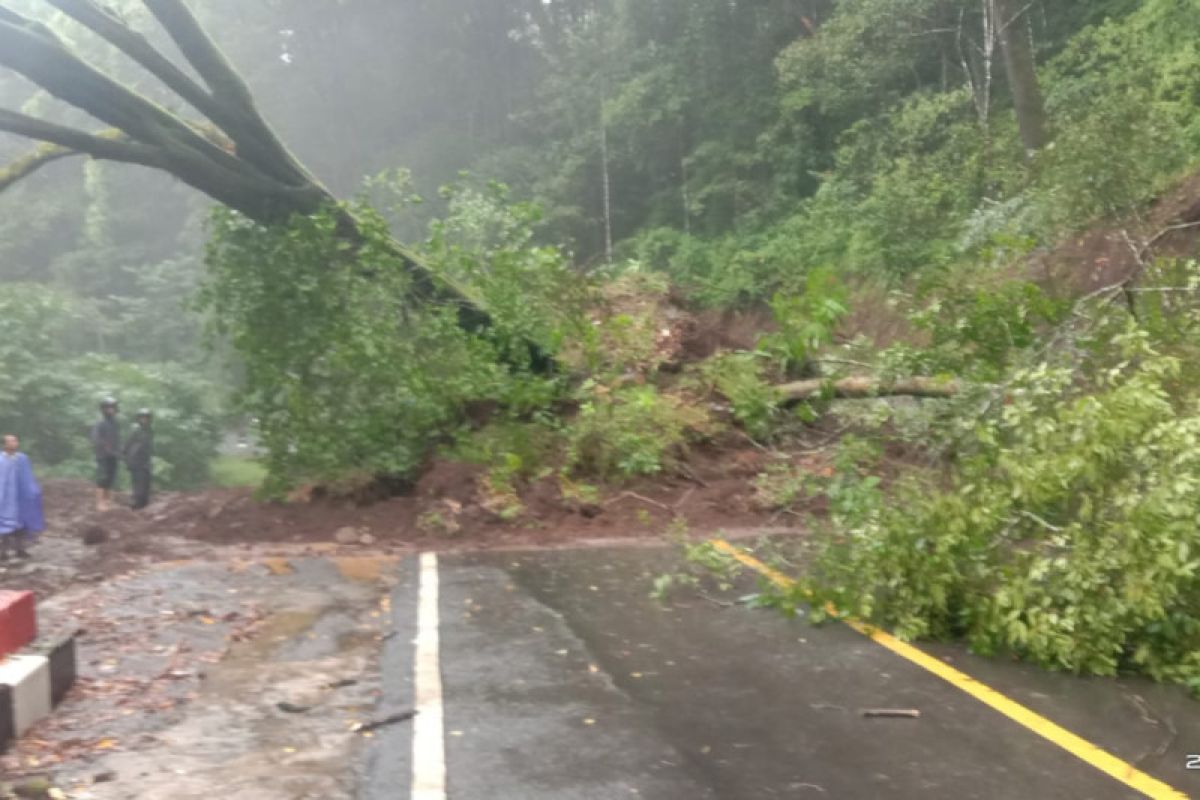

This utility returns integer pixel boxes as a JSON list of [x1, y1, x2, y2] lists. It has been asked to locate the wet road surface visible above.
[[11, 545, 1200, 798], [365, 546, 1200, 799], [16, 556, 397, 799]]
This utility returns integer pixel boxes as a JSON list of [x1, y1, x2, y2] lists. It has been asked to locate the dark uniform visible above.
[[124, 416, 153, 510], [90, 415, 120, 490]]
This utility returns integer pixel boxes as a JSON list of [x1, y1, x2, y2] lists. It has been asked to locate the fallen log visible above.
[[776, 376, 961, 405]]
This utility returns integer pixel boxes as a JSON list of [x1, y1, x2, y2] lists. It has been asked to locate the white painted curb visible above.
[[0, 632, 76, 753]]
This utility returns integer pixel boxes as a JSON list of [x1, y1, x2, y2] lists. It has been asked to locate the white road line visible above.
[[412, 552, 446, 800]]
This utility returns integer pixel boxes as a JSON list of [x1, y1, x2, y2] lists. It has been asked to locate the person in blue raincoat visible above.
[[0, 434, 44, 561]]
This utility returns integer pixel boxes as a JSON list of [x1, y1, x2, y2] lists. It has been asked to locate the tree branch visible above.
[[43, 0, 307, 186], [776, 376, 961, 405], [141, 0, 318, 186], [0, 15, 221, 155], [142, 0, 255, 108], [0, 14, 326, 216], [43, 1, 215, 120], [0, 110, 160, 167], [0, 143, 75, 189]]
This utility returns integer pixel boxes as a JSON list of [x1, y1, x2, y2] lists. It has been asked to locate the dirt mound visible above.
[[1031, 172, 1200, 298], [22, 439, 805, 559], [143, 444, 792, 549]]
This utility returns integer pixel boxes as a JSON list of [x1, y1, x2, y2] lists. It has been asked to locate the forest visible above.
[[3, 0, 1200, 692]]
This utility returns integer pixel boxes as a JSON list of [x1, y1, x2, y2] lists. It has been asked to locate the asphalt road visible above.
[[359, 546, 1200, 800]]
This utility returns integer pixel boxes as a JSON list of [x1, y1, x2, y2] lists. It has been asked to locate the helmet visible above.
[[136, 408, 153, 417], [99, 397, 118, 409]]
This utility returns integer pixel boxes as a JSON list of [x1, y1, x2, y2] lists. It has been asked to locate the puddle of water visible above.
[[262, 558, 295, 576], [334, 557, 400, 583]]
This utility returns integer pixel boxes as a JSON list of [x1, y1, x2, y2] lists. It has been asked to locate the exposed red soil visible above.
[[10, 439, 820, 585], [1030, 172, 1200, 298], [148, 442, 802, 549], [679, 307, 772, 361]]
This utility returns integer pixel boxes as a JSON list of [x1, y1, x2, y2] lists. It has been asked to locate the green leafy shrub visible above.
[[808, 333, 1200, 692], [567, 384, 709, 480], [903, 274, 1070, 381], [758, 269, 848, 375], [697, 353, 781, 441]]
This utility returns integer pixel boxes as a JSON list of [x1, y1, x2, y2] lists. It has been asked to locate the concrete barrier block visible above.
[[0, 684, 11, 753], [0, 629, 77, 754], [0, 655, 51, 739], [0, 590, 36, 657]]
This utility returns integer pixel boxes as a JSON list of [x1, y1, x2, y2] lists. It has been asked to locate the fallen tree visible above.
[[776, 376, 961, 405], [0, 0, 473, 307]]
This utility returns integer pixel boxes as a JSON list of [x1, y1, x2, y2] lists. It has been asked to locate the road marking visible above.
[[412, 552, 446, 800], [710, 539, 1189, 800]]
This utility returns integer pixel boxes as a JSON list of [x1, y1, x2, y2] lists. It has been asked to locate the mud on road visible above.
[[2, 556, 399, 799]]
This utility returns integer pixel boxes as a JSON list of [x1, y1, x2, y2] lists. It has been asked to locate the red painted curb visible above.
[[0, 591, 36, 658]]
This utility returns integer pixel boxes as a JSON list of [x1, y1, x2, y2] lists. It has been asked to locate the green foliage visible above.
[[752, 458, 811, 512], [754, 439, 881, 515], [809, 325, 1200, 691], [617, 0, 1200, 304], [900, 273, 1070, 381], [200, 190, 583, 491], [1032, 0, 1200, 228], [0, 284, 218, 488], [697, 353, 781, 441], [203, 204, 464, 489], [758, 269, 849, 375], [210, 455, 267, 489], [567, 383, 708, 480], [481, 455, 526, 521], [426, 181, 589, 369], [652, 533, 742, 603], [566, 267, 678, 378], [450, 418, 559, 479], [450, 416, 561, 520]]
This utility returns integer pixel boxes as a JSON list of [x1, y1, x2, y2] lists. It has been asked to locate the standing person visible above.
[[124, 408, 154, 511], [0, 434, 44, 561], [90, 397, 120, 512]]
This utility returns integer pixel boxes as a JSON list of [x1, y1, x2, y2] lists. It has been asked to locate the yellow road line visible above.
[[710, 539, 1190, 800]]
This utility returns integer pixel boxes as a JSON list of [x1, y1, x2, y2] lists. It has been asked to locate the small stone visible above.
[[359, 533, 376, 546], [334, 527, 358, 544], [81, 525, 109, 545], [12, 778, 53, 798]]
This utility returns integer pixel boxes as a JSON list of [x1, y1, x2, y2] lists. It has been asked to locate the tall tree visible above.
[[994, 0, 1049, 154]]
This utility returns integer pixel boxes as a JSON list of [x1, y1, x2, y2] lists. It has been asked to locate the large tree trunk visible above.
[[993, 0, 1048, 154], [0, 0, 473, 308]]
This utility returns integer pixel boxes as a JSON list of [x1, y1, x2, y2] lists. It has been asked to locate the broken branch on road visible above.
[[351, 709, 417, 733]]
